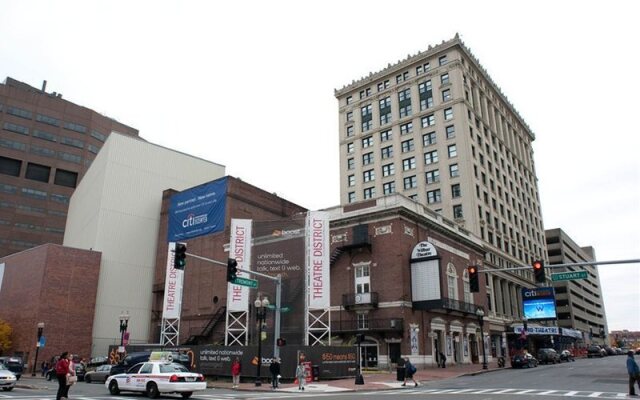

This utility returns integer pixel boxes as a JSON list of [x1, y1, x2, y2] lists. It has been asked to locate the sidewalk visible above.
[[212, 359, 504, 393]]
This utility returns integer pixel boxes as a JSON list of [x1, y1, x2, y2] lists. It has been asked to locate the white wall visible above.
[[64, 133, 225, 356]]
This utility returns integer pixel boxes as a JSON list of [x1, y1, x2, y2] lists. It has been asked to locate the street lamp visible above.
[[31, 322, 45, 377], [119, 311, 130, 349], [522, 316, 529, 351], [254, 295, 270, 387], [475, 308, 488, 370]]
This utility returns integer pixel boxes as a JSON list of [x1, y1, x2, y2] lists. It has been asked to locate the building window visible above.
[[362, 136, 373, 148], [363, 169, 375, 182], [401, 139, 414, 153], [348, 175, 355, 187], [362, 152, 374, 165], [348, 192, 356, 203], [423, 132, 436, 146], [398, 89, 412, 118], [377, 80, 390, 92], [363, 187, 375, 199], [347, 126, 354, 137], [441, 73, 450, 85], [425, 169, 440, 184], [403, 175, 417, 189], [444, 107, 453, 120], [445, 125, 455, 139], [361, 104, 372, 132], [383, 181, 395, 195], [451, 183, 461, 198], [448, 144, 457, 158], [357, 313, 369, 330], [381, 145, 393, 159], [449, 163, 459, 177], [418, 80, 433, 110], [402, 157, 416, 171], [347, 111, 354, 122], [0, 156, 22, 177], [424, 150, 438, 165], [36, 113, 60, 127], [439, 55, 448, 66], [90, 130, 106, 142], [427, 189, 442, 204], [400, 122, 413, 135], [382, 163, 395, 177], [347, 143, 354, 153], [421, 114, 435, 128], [32, 129, 57, 142], [25, 162, 51, 183], [54, 169, 78, 188], [347, 158, 355, 170], [3, 122, 29, 135], [29, 144, 54, 157], [416, 63, 430, 75], [379, 96, 391, 125], [346, 96, 353, 105], [442, 89, 451, 102], [7, 106, 32, 120], [380, 130, 392, 142], [58, 152, 82, 164], [453, 204, 464, 219], [63, 121, 87, 133], [60, 136, 84, 149]]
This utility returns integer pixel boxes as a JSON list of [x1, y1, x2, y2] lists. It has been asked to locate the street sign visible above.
[[231, 277, 258, 288], [267, 304, 291, 313], [551, 270, 588, 282]]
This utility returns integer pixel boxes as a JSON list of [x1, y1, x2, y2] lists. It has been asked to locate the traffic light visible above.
[[174, 243, 187, 270], [277, 337, 286, 347], [532, 260, 545, 283], [468, 266, 479, 292], [226, 258, 238, 282]]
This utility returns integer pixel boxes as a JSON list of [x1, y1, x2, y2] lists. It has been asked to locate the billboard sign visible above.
[[307, 211, 330, 309], [227, 219, 252, 312], [522, 287, 557, 320], [162, 242, 184, 319], [168, 178, 227, 242]]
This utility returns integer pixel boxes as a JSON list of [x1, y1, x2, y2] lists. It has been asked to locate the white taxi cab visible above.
[[105, 352, 205, 398]]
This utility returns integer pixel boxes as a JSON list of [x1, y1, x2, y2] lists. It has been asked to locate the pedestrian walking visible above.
[[627, 350, 640, 397], [231, 357, 241, 389], [401, 357, 418, 387], [439, 351, 447, 368], [295, 361, 307, 391], [55, 352, 75, 400], [269, 357, 281, 390]]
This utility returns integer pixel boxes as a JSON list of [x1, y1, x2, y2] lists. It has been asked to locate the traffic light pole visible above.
[[185, 252, 283, 359], [474, 258, 640, 272]]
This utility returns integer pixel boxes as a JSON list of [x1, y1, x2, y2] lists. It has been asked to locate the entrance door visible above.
[[389, 343, 401, 365], [360, 342, 378, 368]]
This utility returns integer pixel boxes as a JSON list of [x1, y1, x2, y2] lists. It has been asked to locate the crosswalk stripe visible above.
[[493, 389, 517, 394], [564, 391, 579, 396], [588, 392, 603, 397], [514, 389, 535, 394], [538, 390, 558, 395]]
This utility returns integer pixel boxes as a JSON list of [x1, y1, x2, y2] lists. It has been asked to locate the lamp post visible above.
[[522, 316, 528, 351], [31, 322, 45, 377], [119, 311, 130, 350], [475, 308, 488, 370], [254, 295, 270, 387]]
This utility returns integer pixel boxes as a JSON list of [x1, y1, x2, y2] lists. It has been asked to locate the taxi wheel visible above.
[[146, 382, 160, 399], [109, 380, 120, 395], [181, 392, 193, 399]]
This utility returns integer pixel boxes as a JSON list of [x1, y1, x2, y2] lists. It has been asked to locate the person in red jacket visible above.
[[55, 352, 73, 400], [231, 357, 241, 389]]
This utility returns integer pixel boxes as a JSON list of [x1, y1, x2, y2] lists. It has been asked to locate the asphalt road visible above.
[[5, 354, 635, 400]]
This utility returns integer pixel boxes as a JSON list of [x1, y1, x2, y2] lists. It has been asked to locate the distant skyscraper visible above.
[[546, 228, 607, 342], [0, 77, 138, 257], [335, 35, 547, 325]]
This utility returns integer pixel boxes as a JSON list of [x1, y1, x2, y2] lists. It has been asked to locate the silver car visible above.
[[0, 364, 17, 391]]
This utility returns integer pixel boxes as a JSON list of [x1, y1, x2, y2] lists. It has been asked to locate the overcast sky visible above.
[[2, 1, 638, 333]]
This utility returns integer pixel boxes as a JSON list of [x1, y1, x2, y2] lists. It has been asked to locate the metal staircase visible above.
[[183, 306, 226, 345]]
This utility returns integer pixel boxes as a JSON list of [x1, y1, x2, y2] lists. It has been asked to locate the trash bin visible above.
[[312, 365, 320, 381], [396, 366, 405, 381]]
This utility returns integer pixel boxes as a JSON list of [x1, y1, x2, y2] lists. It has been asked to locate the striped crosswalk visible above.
[[357, 387, 631, 398]]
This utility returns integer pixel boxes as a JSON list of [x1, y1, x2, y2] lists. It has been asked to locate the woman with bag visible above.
[[55, 352, 74, 400]]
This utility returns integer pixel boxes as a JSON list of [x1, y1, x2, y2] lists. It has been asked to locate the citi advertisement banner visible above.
[[306, 211, 330, 309], [167, 178, 227, 242], [227, 219, 252, 312], [521, 286, 557, 320]]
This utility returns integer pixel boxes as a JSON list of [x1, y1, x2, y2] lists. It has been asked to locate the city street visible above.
[[7, 355, 635, 399]]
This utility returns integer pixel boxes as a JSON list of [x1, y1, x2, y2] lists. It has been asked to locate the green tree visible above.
[[0, 319, 12, 355]]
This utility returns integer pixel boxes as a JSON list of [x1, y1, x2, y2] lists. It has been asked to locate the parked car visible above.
[[603, 346, 616, 356], [89, 356, 108, 367], [84, 364, 112, 383], [560, 349, 575, 362], [105, 360, 205, 398], [109, 352, 152, 376], [587, 345, 605, 358], [537, 348, 560, 364], [0, 357, 24, 380], [0, 364, 17, 391], [511, 352, 538, 368], [45, 361, 85, 381]]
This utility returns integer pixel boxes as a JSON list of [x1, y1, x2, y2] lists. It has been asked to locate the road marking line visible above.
[[587, 392, 603, 397], [470, 389, 497, 393], [446, 389, 476, 394], [538, 390, 559, 395], [564, 391, 579, 396], [493, 389, 517, 393], [514, 389, 535, 394]]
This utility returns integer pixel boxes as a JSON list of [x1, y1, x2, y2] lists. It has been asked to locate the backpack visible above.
[[408, 362, 416, 374], [55, 359, 68, 375]]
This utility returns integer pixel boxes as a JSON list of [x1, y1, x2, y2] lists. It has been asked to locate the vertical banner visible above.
[[162, 242, 184, 319], [306, 211, 330, 309], [227, 219, 252, 312]]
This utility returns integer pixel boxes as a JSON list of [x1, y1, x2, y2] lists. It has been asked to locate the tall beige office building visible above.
[[335, 35, 546, 332]]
